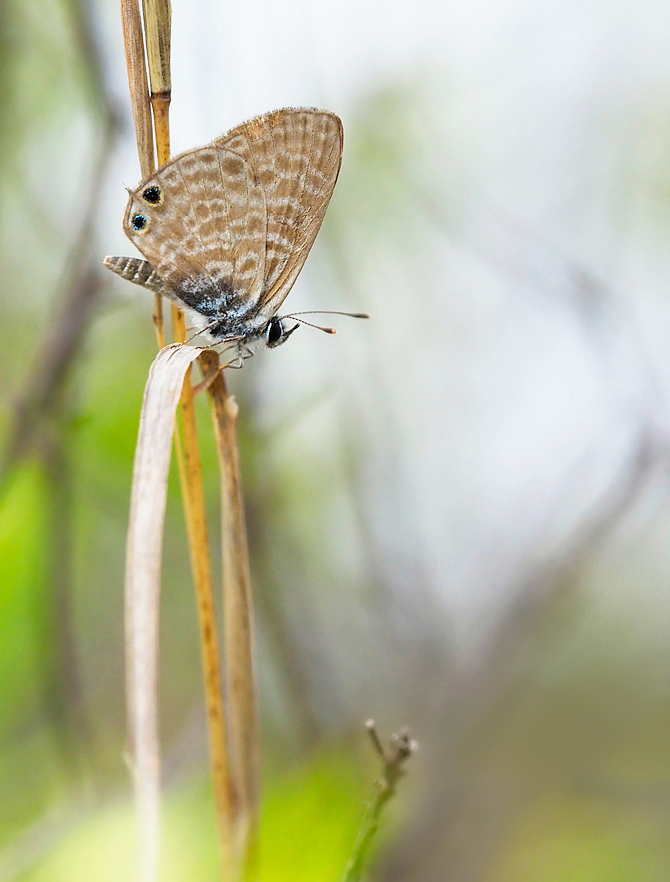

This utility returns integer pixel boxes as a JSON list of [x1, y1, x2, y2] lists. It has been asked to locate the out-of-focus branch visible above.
[[343, 722, 415, 882], [37, 425, 92, 771], [0, 0, 120, 807], [0, 0, 119, 485], [1, 262, 99, 485]]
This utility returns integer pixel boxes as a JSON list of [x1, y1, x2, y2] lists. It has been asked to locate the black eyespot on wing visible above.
[[142, 186, 161, 204], [267, 318, 283, 345], [132, 214, 147, 231]]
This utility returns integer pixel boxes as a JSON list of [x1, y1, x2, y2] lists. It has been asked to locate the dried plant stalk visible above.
[[172, 317, 238, 874], [141, 0, 171, 338], [141, 0, 172, 168], [201, 350, 261, 859], [120, 0, 154, 178], [141, 0, 171, 93], [120, 0, 164, 342]]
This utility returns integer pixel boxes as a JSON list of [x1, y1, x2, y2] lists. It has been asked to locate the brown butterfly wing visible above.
[[216, 108, 343, 320], [123, 108, 342, 330], [123, 145, 267, 305]]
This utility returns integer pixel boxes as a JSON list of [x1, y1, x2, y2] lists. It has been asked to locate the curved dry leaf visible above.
[[125, 342, 204, 882]]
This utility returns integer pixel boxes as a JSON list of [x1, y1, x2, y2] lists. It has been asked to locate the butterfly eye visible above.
[[142, 186, 162, 204], [132, 214, 147, 231], [266, 318, 283, 346]]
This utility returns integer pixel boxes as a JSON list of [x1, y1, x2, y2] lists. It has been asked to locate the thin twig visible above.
[[342, 722, 415, 882]]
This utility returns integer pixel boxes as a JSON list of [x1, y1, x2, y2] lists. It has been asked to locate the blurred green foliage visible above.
[[8, 749, 364, 881]]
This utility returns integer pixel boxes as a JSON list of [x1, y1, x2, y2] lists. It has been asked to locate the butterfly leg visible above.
[[219, 342, 245, 370], [218, 341, 255, 370], [234, 343, 256, 364]]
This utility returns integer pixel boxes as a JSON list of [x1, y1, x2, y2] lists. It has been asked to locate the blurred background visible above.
[[2, 0, 670, 879]]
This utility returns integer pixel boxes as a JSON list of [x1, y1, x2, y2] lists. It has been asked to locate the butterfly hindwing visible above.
[[218, 109, 343, 319], [123, 147, 267, 306]]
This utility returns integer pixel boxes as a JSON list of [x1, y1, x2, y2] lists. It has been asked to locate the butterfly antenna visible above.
[[289, 316, 337, 334], [284, 310, 370, 320]]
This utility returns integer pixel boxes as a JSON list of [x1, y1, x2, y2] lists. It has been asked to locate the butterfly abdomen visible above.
[[103, 255, 167, 293]]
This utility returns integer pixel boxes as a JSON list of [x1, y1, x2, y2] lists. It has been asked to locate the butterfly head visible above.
[[264, 317, 299, 349], [262, 310, 369, 349]]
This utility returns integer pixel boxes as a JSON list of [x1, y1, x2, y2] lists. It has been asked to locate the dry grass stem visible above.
[[120, 0, 154, 178], [202, 350, 261, 859], [153, 294, 166, 348], [125, 343, 205, 882], [141, 0, 171, 343], [120, 0, 164, 344], [141, 0, 172, 95], [173, 320, 238, 874], [142, 0, 172, 165]]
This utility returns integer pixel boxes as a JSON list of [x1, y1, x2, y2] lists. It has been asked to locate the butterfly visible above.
[[104, 107, 366, 358]]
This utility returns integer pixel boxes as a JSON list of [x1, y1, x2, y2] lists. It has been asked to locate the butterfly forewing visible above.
[[219, 109, 343, 318], [262, 112, 342, 314], [122, 108, 343, 340]]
